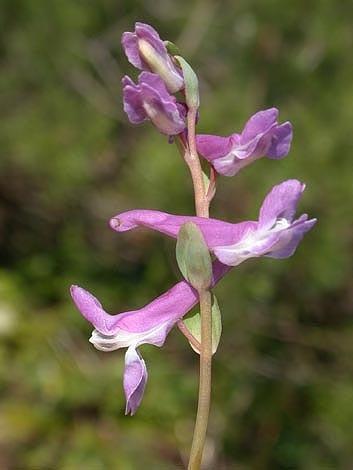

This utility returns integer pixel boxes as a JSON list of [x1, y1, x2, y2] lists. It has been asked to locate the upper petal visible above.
[[241, 108, 279, 142], [258, 179, 305, 230], [70, 285, 111, 334], [110, 209, 256, 248], [124, 346, 148, 415], [134, 24, 183, 93], [135, 22, 166, 57], [231, 108, 279, 161], [121, 23, 166, 71], [121, 32, 143, 69], [196, 134, 234, 162]]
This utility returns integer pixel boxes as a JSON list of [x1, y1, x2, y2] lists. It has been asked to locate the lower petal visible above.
[[122, 80, 147, 124], [124, 346, 148, 416], [267, 122, 293, 159], [266, 218, 317, 259]]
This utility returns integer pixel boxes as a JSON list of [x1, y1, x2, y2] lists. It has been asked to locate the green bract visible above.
[[174, 55, 200, 109], [184, 295, 222, 355], [176, 222, 212, 290]]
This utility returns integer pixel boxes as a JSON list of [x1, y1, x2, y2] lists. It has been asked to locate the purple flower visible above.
[[122, 22, 184, 93], [71, 180, 315, 414], [110, 180, 316, 266], [122, 72, 186, 136], [196, 108, 293, 176], [70, 262, 228, 415]]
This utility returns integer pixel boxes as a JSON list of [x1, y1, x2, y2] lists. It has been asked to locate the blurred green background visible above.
[[1, 0, 352, 468]]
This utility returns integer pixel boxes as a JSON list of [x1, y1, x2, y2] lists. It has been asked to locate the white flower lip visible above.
[[89, 318, 175, 352]]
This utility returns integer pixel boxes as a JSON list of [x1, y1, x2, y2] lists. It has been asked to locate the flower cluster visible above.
[[70, 22, 316, 416]]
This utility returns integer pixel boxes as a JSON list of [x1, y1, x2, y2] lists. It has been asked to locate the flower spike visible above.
[[72, 22, 317, 453]]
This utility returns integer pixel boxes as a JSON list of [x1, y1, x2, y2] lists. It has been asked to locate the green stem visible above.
[[188, 288, 213, 470]]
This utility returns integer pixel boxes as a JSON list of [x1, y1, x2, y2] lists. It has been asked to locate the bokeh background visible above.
[[1, 0, 352, 468]]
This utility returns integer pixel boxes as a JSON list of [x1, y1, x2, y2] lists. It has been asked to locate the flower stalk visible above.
[[185, 108, 209, 218], [188, 288, 213, 470], [184, 97, 213, 468]]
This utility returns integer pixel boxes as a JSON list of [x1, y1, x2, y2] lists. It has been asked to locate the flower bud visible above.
[[138, 39, 183, 94], [122, 22, 184, 93]]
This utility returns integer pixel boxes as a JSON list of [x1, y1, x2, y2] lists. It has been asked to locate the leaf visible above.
[[176, 222, 212, 290], [174, 56, 199, 109], [184, 294, 222, 355]]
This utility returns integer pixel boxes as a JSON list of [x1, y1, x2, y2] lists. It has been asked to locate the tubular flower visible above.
[[196, 108, 293, 176], [121, 22, 184, 93], [110, 180, 316, 267], [70, 262, 229, 415], [122, 72, 186, 136]]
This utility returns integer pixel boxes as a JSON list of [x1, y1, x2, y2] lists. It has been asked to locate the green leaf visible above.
[[174, 56, 200, 109], [184, 295, 222, 355], [176, 222, 212, 290]]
